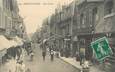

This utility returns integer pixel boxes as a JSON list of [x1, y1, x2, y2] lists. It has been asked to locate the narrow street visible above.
[[0, 0, 115, 72], [24, 45, 80, 72]]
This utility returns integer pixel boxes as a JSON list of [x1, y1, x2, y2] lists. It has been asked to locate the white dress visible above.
[[15, 63, 25, 72]]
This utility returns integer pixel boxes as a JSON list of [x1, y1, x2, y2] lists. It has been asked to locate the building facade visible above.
[[0, 0, 12, 35], [0, 0, 27, 40], [95, 0, 115, 71], [74, 0, 104, 60], [40, 0, 115, 62]]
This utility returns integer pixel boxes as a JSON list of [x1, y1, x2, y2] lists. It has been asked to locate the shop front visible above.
[[72, 36, 78, 57], [63, 35, 71, 58], [78, 34, 93, 60]]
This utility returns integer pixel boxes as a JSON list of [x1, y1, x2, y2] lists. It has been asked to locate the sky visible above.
[[17, 0, 73, 34]]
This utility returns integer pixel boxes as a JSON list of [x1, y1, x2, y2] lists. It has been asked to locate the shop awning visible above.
[[0, 36, 23, 51], [13, 36, 23, 46], [8, 40, 18, 47], [0, 35, 11, 51], [0, 36, 24, 58]]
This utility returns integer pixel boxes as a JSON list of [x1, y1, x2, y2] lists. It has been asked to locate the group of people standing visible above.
[[40, 41, 55, 61], [1, 46, 26, 72], [1, 42, 34, 72], [42, 48, 55, 61]]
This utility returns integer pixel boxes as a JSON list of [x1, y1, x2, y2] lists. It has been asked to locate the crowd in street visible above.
[[40, 42, 55, 61], [1, 42, 34, 72], [40, 40, 61, 62]]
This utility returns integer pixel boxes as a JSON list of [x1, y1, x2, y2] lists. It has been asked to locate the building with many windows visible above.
[[39, 0, 115, 64], [0, 0, 27, 39]]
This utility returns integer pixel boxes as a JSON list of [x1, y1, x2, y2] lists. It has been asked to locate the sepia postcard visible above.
[[0, 0, 115, 72]]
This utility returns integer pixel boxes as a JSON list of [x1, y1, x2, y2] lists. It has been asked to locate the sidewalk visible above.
[[60, 57, 105, 72]]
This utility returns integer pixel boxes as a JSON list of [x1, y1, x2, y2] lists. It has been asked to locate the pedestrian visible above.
[[16, 47, 22, 60], [50, 50, 54, 61], [30, 51, 34, 61], [4, 58, 16, 72], [75, 51, 79, 61], [56, 51, 59, 58], [15, 60, 26, 72], [42, 51, 46, 61], [80, 53, 85, 65], [41, 41, 47, 61]]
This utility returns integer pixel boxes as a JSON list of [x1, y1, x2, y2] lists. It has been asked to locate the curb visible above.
[[59, 57, 81, 71], [59, 57, 106, 72]]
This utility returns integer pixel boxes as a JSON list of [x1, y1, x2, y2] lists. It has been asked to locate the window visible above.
[[80, 13, 85, 25], [105, 0, 113, 15], [93, 7, 97, 18], [92, 7, 98, 25], [5, 16, 7, 28]]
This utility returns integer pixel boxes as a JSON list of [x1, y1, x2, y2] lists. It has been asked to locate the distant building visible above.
[[40, 17, 50, 42]]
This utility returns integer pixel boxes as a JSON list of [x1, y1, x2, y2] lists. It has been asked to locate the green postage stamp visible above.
[[91, 37, 113, 61]]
